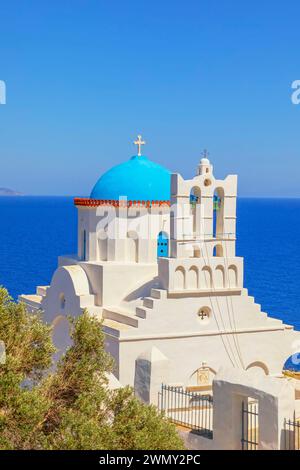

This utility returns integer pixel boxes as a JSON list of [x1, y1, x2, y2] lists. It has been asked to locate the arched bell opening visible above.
[[190, 187, 201, 237], [213, 187, 224, 238]]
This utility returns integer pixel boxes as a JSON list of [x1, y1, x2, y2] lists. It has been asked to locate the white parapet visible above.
[[158, 256, 243, 293]]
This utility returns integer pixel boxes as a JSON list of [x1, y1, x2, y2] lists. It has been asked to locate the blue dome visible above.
[[90, 155, 171, 201]]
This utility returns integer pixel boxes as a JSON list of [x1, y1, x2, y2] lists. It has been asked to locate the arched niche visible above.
[[98, 230, 108, 261], [201, 266, 212, 289], [187, 265, 198, 290], [174, 266, 186, 290], [127, 231, 139, 263], [228, 264, 238, 287], [59, 292, 66, 310], [215, 265, 225, 288]]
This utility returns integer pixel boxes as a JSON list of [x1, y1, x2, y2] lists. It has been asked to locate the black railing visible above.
[[284, 418, 300, 450], [159, 384, 213, 438], [241, 400, 259, 450]]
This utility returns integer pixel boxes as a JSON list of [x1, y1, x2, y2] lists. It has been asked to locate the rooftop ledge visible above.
[[167, 287, 242, 296], [103, 323, 294, 340], [74, 198, 171, 208]]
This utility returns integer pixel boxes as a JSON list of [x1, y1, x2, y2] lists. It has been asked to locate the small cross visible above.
[[134, 134, 146, 156], [199, 309, 208, 320], [201, 149, 210, 159]]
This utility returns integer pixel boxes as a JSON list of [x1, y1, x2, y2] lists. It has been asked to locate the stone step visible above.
[[79, 294, 97, 308], [253, 303, 262, 312], [150, 288, 167, 300], [36, 285, 49, 297], [266, 317, 283, 325], [19, 294, 43, 309], [103, 307, 139, 328], [143, 297, 155, 309], [102, 319, 132, 335], [136, 306, 150, 319], [84, 306, 103, 319]]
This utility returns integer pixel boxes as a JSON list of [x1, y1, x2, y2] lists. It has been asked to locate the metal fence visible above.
[[159, 384, 213, 438], [241, 400, 259, 450], [284, 419, 300, 450]]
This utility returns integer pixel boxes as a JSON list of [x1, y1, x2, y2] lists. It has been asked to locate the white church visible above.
[[20, 136, 300, 405]]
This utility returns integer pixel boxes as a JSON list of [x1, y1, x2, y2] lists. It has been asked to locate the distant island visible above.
[[0, 188, 23, 196]]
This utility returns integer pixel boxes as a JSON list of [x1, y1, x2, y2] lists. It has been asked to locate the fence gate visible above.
[[241, 399, 259, 450], [159, 384, 213, 438], [284, 419, 300, 450]]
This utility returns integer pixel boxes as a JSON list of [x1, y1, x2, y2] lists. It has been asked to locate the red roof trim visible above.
[[74, 198, 171, 208]]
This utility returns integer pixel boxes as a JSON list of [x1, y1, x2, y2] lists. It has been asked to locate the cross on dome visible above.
[[201, 149, 210, 159], [134, 134, 146, 157]]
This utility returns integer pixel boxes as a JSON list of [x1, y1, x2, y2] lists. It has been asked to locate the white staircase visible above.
[[103, 307, 140, 328], [102, 288, 167, 332]]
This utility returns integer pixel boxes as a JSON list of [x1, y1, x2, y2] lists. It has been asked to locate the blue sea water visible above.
[[0, 196, 77, 300], [0, 197, 299, 333]]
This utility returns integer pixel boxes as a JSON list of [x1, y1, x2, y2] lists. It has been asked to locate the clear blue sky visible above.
[[0, 1, 299, 196]]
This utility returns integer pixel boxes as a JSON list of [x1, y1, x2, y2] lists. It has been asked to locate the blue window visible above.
[[157, 231, 169, 257], [82, 230, 86, 261]]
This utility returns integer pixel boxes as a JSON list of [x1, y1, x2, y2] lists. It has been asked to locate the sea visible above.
[[0, 196, 299, 333]]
